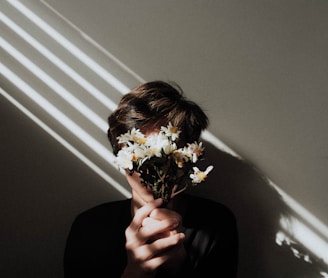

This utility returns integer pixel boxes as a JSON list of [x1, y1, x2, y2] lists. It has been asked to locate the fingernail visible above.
[[154, 198, 162, 205]]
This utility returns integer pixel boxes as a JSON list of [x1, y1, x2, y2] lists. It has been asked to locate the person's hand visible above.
[[121, 199, 186, 277]]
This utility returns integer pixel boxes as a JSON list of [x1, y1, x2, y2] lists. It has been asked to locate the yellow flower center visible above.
[[170, 127, 178, 134], [197, 172, 207, 181], [134, 137, 147, 144], [132, 153, 139, 161]]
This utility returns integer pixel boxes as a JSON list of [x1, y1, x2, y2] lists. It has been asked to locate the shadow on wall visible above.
[[188, 140, 328, 278]]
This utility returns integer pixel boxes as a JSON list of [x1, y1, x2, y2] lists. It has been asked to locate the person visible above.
[[64, 81, 238, 277]]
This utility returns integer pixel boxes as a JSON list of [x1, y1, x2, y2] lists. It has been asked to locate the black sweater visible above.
[[64, 194, 238, 277]]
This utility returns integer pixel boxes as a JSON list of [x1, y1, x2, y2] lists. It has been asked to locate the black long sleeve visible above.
[[64, 195, 238, 277]]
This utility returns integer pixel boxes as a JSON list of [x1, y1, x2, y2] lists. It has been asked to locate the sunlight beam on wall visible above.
[[274, 183, 328, 241], [7, 0, 130, 94], [0, 37, 107, 132], [40, 0, 145, 84], [0, 63, 114, 170], [0, 11, 117, 112], [279, 216, 328, 264], [0, 88, 131, 198]]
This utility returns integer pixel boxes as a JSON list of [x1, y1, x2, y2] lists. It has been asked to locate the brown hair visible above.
[[107, 81, 209, 154]]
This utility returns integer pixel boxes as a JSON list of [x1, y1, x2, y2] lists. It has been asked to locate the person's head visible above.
[[107, 80, 209, 155]]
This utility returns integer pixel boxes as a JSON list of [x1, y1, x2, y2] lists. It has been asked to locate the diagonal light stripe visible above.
[[0, 11, 117, 112], [40, 0, 145, 84], [280, 216, 328, 264], [7, 0, 130, 94], [0, 88, 131, 198], [201, 130, 239, 157], [0, 37, 107, 131], [273, 182, 328, 241], [0, 63, 113, 168]]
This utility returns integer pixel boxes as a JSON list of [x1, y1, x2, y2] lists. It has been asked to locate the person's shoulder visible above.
[[73, 198, 131, 226], [81, 198, 130, 215], [65, 199, 132, 247]]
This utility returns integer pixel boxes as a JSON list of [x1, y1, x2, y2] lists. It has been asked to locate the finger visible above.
[[149, 209, 183, 233], [142, 217, 159, 227], [139, 218, 179, 241], [130, 245, 162, 272], [148, 233, 185, 256], [129, 233, 186, 271], [142, 217, 177, 241], [133, 233, 184, 264], [149, 208, 182, 223], [130, 199, 163, 230], [141, 216, 179, 229]]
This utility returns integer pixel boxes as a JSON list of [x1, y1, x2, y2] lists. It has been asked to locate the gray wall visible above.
[[45, 0, 328, 225], [1, 0, 328, 277]]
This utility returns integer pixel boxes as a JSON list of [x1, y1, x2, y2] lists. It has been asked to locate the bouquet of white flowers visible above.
[[115, 122, 213, 206]]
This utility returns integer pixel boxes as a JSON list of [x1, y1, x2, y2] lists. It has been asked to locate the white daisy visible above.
[[161, 122, 181, 141], [117, 128, 145, 144], [145, 133, 169, 157], [187, 142, 204, 163], [115, 149, 134, 170], [190, 165, 214, 184]]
